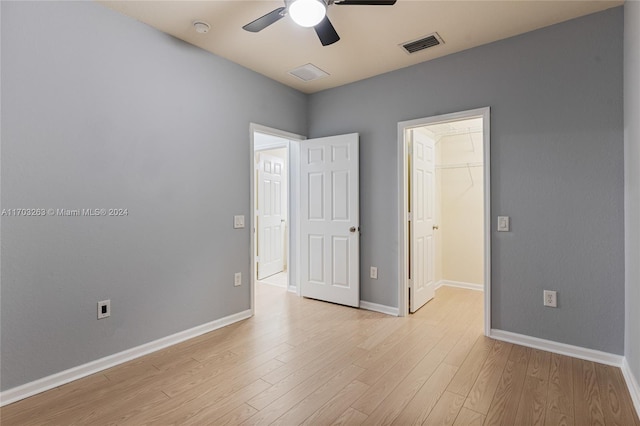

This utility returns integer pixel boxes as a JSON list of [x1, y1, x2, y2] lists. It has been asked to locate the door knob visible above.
[[433, 225, 439, 230], [350, 226, 358, 233]]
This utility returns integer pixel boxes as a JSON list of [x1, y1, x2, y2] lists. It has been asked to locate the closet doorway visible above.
[[398, 108, 491, 334]]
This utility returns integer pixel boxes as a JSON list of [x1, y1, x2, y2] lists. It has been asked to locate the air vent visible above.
[[401, 32, 444, 54], [288, 63, 329, 82]]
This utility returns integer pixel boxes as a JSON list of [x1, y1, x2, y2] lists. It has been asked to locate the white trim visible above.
[[0, 309, 252, 407], [489, 329, 624, 367], [397, 107, 491, 336], [439, 280, 484, 292], [359, 301, 399, 317], [622, 358, 640, 418]]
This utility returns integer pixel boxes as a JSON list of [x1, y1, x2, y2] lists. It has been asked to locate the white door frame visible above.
[[397, 107, 491, 336], [250, 123, 305, 315]]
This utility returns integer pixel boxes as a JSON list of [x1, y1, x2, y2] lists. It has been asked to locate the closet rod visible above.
[[436, 162, 483, 169]]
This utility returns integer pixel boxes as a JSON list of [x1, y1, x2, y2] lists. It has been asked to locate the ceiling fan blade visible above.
[[334, 0, 396, 5], [242, 7, 286, 32], [314, 16, 340, 46]]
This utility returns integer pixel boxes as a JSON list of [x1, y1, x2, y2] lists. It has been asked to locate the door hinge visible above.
[[407, 212, 412, 221]]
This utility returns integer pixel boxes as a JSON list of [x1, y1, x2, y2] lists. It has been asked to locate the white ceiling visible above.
[[100, 0, 623, 94]]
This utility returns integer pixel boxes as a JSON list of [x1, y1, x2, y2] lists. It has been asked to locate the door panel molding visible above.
[[300, 133, 360, 307]]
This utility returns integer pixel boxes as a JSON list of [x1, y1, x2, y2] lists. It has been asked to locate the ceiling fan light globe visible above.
[[289, 0, 326, 27]]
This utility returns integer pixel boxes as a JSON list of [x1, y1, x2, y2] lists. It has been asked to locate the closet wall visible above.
[[434, 123, 484, 288]]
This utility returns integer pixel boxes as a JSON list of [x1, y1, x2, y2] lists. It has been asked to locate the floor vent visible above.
[[401, 32, 444, 54], [288, 63, 329, 82]]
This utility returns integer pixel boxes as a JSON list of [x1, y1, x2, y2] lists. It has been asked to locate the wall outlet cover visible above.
[[97, 299, 111, 319], [543, 290, 557, 308], [234, 272, 242, 286], [370, 266, 378, 279], [234, 215, 245, 229]]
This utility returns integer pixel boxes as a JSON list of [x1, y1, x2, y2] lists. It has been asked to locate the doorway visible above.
[[397, 107, 491, 335], [250, 124, 304, 314]]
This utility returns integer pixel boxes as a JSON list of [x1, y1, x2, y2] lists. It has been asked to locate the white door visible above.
[[410, 129, 436, 312], [257, 153, 285, 280], [300, 134, 359, 307]]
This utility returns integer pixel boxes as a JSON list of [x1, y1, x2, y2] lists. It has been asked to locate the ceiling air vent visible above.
[[401, 32, 444, 54], [288, 63, 329, 82]]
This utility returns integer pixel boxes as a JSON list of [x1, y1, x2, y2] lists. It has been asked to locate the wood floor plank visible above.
[[484, 345, 531, 426], [0, 374, 105, 424], [366, 348, 450, 425], [594, 362, 639, 426], [174, 379, 272, 425], [526, 349, 551, 382], [266, 364, 365, 426], [331, 407, 369, 426], [443, 323, 487, 368], [353, 319, 429, 370], [299, 379, 370, 425], [213, 403, 259, 426], [545, 409, 575, 426], [547, 353, 575, 418], [248, 346, 367, 411], [446, 335, 494, 396], [453, 407, 485, 425], [242, 362, 365, 425], [572, 358, 605, 426], [3, 285, 639, 426], [355, 326, 442, 386], [422, 390, 466, 426], [463, 340, 512, 414], [117, 359, 283, 425], [391, 362, 458, 425], [513, 376, 548, 426], [162, 343, 289, 398]]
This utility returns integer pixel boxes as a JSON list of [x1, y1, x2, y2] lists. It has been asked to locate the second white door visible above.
[[410, 129, 436, 312], [257, 152, 285, 280], [300, 133, 359, 307]]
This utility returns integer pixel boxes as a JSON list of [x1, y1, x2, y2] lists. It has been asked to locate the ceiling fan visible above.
[[242, 0, 397, 47]]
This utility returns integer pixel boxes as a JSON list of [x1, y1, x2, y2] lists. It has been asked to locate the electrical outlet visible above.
[[543, 290, 557, 308], [234, 272, 242, 287], [370, 266, 378, 279], [97, 300, 111, 319]]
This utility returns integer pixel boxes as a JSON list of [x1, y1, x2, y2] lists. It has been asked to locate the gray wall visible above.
[[0, 1, 628, 393], [0, 1, 306, 391], [625, 1, 640, 389], [308, 8, 624, 354]]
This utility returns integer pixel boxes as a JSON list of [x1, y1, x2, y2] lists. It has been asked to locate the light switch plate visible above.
[[234, 215, 245, 229], [497, 216, 510, 232]]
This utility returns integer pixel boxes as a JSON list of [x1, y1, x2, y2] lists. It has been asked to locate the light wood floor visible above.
[[2, 285, 638, 425]]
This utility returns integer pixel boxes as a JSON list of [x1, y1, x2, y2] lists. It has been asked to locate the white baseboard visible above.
[[359, 300, 399, 317], [0, 309, 252, 407], [489, 329, 624, 366], [622, 358, 640, 418], [438, 280, 484, 292]]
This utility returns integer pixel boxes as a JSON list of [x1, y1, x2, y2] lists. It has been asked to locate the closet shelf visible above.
[[436, 161, 483, 170]]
